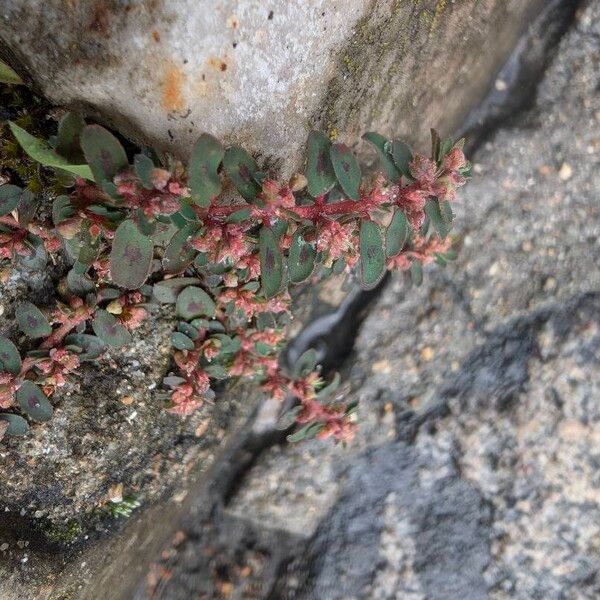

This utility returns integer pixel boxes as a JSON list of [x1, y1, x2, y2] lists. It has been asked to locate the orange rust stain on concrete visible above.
[[161, 63, 186, 112], [207, 56, 228, 72]]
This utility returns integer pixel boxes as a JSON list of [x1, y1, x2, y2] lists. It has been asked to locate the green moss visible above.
[[43, 520, 83, 545], [104, 496, 141, 519]]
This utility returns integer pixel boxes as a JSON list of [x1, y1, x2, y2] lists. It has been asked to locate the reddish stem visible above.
[[40, 308, 94, 350], [202, 183, 420, 224]]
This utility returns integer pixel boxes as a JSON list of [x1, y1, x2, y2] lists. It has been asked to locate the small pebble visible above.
[[420, 347, 435, 361], [558, 163, 573, 181]]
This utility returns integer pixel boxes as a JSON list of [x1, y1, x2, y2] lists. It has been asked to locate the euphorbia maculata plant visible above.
[[0, 111, 470, 444]]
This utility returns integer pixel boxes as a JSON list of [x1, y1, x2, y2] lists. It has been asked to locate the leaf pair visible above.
[[305, 132, 362, 200], [362, 132, 412, 182], [359, 210, 410, 289], [189, 134, 263, 206]]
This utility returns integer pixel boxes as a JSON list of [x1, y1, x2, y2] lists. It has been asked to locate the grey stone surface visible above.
[[149, 2, 600, 598], [0, 0, 544, 174]]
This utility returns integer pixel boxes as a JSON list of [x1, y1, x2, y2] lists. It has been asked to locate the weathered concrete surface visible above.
[[1, 0, 544, 173], [147, 2, 600, 598]]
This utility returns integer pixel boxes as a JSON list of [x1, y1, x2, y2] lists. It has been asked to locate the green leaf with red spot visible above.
[[110, 219, 154, 289], [0, 336, 21, 374], [362, 132, 402, 182], [305, 131, 336, 198], [288, 231, 316, 283], [0, 184, 22, 216], [15, 302, 52, 338], [189, 133, 224, 207], [16, 381, 53, 422], [92, 309, 132, 347], [259, 226, 283, 298], [359, 220, 386, 289], [80, 124, 128, 185], [330, 143, 361, 200], [176, 286, 216, 320], [223, 146, 261, 202], [0, 414, 28, 436], [385, 209, 409, 257]]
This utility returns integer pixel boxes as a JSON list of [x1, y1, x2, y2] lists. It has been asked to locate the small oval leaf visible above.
[[171, 331, 195, 350], [259, 227, 283, 299], [56, 112, 86, 163], [15, 302, 52, 338], [134, 154, 155, 189], [293, 348, 318, 379], [316, 372, 341, 401], [385, 209, 409, 257], [110, 220, 154, 289], [17, 234, 47, 271], [16, 381, 53, 422], [223, 146, 260, 202], [80, 124, 128, 185], [189, 133, 224, 207], [64, 334, 107, 360], [52, 195, 75, 226], [410, 261, 423, 287], [359, 220, 386, 290], [67, 268, 96, 296], [0, 337, 22, 375], [92, 309, 132, 347], [288, 231, 316, 283], [177, 322, 200, 340], [162, 222, 200, 274], [389, 139, 413, 178], [287, 422, 324, 443], [424, 199, 450, 239], [176, 286, 216, 320], [305, 131, 336, 198], [0, 184, 22, 216], [153, 277, 202, 303], [0, 413, 29, 436], [330, 143, 361, 200]]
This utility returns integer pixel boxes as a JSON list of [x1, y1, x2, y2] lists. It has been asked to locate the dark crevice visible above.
[[458, 0, 583, 155]]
